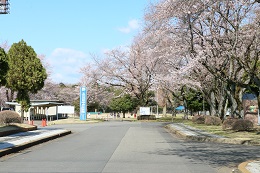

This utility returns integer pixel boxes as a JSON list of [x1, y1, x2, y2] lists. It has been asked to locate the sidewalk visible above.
[[166, 123, 260, 173], [0, 127, 71, 157]]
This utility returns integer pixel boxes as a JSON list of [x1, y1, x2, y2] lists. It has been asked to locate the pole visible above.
[[157, 87, 159, 117], [203, 96, 205, 115]]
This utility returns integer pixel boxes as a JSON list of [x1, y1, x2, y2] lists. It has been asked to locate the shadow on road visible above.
[[152, 139, 260, 168]]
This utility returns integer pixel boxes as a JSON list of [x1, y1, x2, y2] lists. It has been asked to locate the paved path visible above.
[[0, 122, 260, 173], [167, 123, 260, 173], [102, 123, 217, 173]]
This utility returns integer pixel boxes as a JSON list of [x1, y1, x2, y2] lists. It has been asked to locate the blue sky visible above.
[[0, 0, 149, 84]]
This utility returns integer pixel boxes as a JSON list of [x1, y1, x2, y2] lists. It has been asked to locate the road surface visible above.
[[0, 121, 259, 173]]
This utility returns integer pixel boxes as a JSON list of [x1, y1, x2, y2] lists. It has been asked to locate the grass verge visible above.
[[158, 114, 260, 143], [0, 123, 37, 137]]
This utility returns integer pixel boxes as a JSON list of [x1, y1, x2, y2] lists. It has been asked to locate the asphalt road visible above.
[[0, 121, 259, 173]]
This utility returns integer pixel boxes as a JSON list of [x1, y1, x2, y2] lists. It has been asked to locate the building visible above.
[[5, 100, 66, 121]]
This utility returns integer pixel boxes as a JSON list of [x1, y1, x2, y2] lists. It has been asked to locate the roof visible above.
[[5, 101, 64, 107]]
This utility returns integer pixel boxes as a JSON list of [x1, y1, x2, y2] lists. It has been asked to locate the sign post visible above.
[[80, 87, 87, 121]]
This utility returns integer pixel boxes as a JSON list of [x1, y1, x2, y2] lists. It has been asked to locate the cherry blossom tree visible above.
[[143, 0, 259, 118], [80, 62, 115, 112], [81, 34, 161, 107]]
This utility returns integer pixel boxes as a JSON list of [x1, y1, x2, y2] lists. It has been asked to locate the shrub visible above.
[[0, 110, 21, 125], [192, 115, 205, 124], [204, 116, 222, 126], [222, 118, 238, 130], [231, 119, 254, 132], [137, 115, 156, 120]]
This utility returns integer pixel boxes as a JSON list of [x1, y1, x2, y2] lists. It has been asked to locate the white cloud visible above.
[[118, 19, 140, 34], [46, 48, 90, 84]]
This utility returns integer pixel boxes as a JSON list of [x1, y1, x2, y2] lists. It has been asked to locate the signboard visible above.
[[140, 107, 150, 115], [58, 106, 75, 114], [80, 87, 87, 120]]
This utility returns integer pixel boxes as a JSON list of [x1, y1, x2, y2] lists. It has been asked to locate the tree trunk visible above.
[[226, 83, 238, 118], [163, 105, 166, 117], [223, 99, 229, 120], [209, 91, 217, 116], [168, 95, 177, 117], [21, 107, 24, 123], [217, 91, 229, 119], [236, 88, 244, 118], [183, 99, 188, 119]]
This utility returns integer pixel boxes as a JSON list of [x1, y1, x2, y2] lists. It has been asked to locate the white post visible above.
[[28, 108, 31, 122], [45, 107, 49, 123]]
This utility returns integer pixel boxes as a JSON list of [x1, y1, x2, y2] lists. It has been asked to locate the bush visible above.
[[231, 119, 254, 131], [192, 115, 205, 124], [137, 115, 156, 120], [222, 118, 238, 130], [0, 110, 21, 125], [204, 116, 222, 126]]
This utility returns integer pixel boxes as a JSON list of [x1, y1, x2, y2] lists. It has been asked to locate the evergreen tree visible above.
[[6, 40, 47, 121], [109, 94, 138, 118], [0, 47, 8, 86]]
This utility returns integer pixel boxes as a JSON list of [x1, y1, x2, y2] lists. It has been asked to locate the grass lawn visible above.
[[0, 123, 37, 137], [157, 113, 260, 143]]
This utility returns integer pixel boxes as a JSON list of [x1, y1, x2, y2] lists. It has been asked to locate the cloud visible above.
[[118, 19, 140, 34], [46, 48, 90, 84]]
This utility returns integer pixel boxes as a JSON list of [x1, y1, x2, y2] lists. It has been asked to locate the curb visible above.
[[165, 124, 260, 173], [238, 161, 251, 173], [165, 124, 260, 145], [0, 130, 71, 157]]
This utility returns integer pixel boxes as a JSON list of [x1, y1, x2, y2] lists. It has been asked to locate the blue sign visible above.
[[176, 106, 184, 110], [80, 87, 87, 120]]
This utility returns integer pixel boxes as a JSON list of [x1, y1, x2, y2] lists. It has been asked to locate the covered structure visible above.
[[5, 100, 65, 121]]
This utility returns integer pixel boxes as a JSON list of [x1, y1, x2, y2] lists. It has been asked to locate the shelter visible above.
[[5, 100, 65, 121]]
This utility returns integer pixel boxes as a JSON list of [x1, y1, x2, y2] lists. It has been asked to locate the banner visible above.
[[80, 87, 87, 120]]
